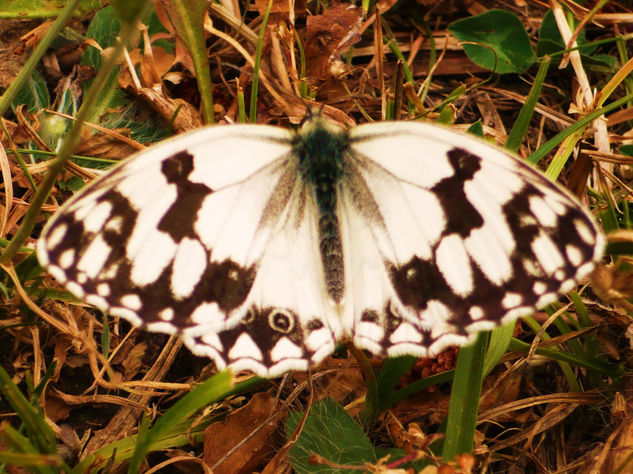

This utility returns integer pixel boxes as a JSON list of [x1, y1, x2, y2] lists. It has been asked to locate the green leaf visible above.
[[536, 9, 594, 60], [449, 10, 535, 74], [287, 399, 377, 473], [12, 70, 50, 114], [536, 9, 615, 71], [466, 120, 484, 137], [81, 6, 121, 71], [582, 53, 617, 69], [110, 0, 150, 24], [619, 145, 633, 156], [57, 175, 87, 192]]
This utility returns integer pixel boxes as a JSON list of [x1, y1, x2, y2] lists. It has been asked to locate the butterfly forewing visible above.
[[38, 116, 604, 377], [39, 125, 294, 327]]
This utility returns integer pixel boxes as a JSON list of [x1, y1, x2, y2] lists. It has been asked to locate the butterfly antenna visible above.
[[299, 106, 313, 126], [299, 103, 327, 126]]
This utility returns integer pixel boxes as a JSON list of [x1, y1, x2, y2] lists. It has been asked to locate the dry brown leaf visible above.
[[610, 431, 633, 473], [43, 389, 73, 423], [305, 2, 362, 82], [592, 260, 633, 313], [254, 0, 306, 15], [292, 357, 365, 409], [607, 410, 633, 471], [478, 372, 525, 423], [121, 342, 147, 381], [125, 35, 176, 87], [73, 128, 141, 161], [52, 336, 73, 380], [314, 365, 365, 405], [203, 391, 283, 473], [390, 389, 451, 426], [153, 0, 199, 74], [566, 152, 593, 198], [121, 86, 203, 132]]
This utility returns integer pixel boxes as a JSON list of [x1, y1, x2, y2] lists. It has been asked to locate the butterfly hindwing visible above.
[[185, 180, 340, 377], [338, 189, 441, 357]]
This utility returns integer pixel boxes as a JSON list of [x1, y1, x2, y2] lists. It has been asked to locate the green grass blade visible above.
[[359, 355, 416, 425], [249, 0, 272, 123], [161, 0, 215, 124], [508, 338, 624, 376], [0, 425, 61, 473], [0, 365, 57, 456], [505, 56, 550, 153], [128, 370, 234, 472], [442, 332, 487, 461], [527, 92, 633, 165], [483, 321, 515, 376], [387, 370, 455, 407]]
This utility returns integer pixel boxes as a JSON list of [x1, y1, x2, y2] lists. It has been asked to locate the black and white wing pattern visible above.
[[341, 122, 603, 357], [37, 115, 604, 377], [38, 124, 340, 377]]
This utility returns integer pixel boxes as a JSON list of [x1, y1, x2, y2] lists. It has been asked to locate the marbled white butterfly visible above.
[[37, 114, 604, 377]]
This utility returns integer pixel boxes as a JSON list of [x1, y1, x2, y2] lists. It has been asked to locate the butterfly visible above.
[[37, 113, 604, 377]]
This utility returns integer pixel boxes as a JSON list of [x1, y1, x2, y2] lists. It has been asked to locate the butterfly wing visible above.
[[184, 179, 341, 377], [39, 117, 604, 376], [38, 124, 338, 377], [343, 121, 603, 357]]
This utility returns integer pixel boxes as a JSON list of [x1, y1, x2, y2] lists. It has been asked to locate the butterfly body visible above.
[[294, 118, 348, 302], [38, 115, 604, 377]]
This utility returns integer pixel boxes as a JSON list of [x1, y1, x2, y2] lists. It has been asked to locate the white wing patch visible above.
[[171, 238, 207, 298], [38, 117, 604, 377], [435, 234, 473, 297]]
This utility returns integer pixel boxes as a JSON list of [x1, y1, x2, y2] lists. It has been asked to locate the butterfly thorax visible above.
[[293, 117, 349, 303]]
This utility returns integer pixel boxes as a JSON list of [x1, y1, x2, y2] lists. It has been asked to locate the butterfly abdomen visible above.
[[294, 118, 350, 302]]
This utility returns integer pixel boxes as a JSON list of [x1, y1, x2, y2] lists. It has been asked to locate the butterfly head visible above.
[[299, 109, 345, 136], [294, 112, 349, 186]]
